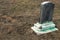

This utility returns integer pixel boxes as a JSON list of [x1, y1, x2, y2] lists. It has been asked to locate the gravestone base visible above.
[[31, 21, 58, 35]]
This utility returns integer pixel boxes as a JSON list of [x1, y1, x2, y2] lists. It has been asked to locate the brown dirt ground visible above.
[[0, 0, 60, 40]]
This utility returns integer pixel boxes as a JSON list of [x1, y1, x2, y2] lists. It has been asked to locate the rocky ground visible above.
[[0, 0, 60, 40]]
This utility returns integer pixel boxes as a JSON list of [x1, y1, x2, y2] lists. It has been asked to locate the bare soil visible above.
[[0, 0, 60, 40]]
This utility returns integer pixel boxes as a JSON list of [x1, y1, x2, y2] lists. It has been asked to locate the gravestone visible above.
[[31, 1, 58, 35], [40, 1, 55, 23]]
